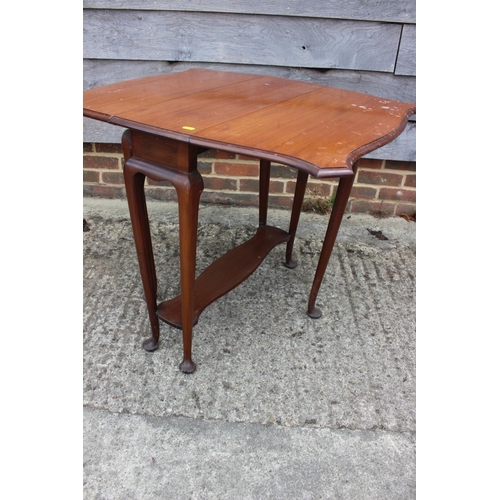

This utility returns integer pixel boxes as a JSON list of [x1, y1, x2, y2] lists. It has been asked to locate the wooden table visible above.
[[84, 69, 416, 373]]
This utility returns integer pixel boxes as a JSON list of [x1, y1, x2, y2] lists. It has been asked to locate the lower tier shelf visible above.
[[156, 225, 290, 329]]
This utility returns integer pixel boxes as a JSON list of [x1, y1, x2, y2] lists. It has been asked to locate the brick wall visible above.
[[83, 144, 416, 217]]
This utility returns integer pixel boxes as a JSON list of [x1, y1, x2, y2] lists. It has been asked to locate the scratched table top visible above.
[[84, 69, 416, 178]]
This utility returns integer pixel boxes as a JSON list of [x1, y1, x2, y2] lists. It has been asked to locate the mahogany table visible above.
[[84, 69, 415, 373]]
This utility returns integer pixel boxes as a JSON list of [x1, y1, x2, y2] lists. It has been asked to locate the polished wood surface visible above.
[[157, 225, 290, 329], [84, 69, 415, 373], [84, 69, 415, 177]]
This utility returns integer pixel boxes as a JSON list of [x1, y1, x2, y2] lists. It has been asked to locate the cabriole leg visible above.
[[307, 167, 357, 318], [122, 132, 160, 351], [176, 171, 204, 373], [285, 170, 309, 268]]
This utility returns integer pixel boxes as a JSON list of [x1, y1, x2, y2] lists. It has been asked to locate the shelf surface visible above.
[[156, 225, 290, 329]]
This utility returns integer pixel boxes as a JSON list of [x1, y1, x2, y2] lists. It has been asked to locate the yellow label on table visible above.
[[182, 126, 196, 131]]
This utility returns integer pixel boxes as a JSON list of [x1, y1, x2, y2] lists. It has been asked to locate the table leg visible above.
[[285, 170, 309, 268], [124, 160, 204, 371], [307, 165, 357, 318], [122, 132, 160, 351], [259, 159, 271, 226], [176, 171, 204, 373], [122, 130, 204, 372]]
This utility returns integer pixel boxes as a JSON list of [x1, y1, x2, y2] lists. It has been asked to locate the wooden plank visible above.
[[84, 60, 416, 106], [83, 10, 401, 72], [83, 0, 416, 24], [157, 225, 291, 329], [84, 116, 124, 143], [84, 59, 176, 90], [396, 25, 416, 76]]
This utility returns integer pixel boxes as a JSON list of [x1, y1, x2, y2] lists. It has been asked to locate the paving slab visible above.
[[83, 198, 416, 499], [84, 407, 415, 500]]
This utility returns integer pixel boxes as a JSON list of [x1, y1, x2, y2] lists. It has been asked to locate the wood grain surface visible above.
[[84, 69, 416, 177], [84, 10, 401, 73], [83, 0, 416, 24]]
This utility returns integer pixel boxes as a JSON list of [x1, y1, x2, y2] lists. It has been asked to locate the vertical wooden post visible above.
[[285, 170, 309, 268], [122, 130, 160, 351], [258, 159, 271, 226], [176, 171, 204, 373], [307, 163, 358, 318]]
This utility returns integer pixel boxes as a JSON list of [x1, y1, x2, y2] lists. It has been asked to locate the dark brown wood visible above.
[[129, 130, 196, 174], [307, 163, 358, 319], [176, 170, 204, 373], [83, 69, 416, 373], [285, 170, 309, 269], [83, 60, 417, 164], [84, 69, 416, 177], [122, 131, 160, 351], [259, 160, 271, 226], [122, 148, 203, 372], [157, 225, 290, 329]]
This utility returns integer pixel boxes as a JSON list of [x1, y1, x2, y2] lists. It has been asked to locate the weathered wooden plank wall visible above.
[[83, 1, 416, 161], [83, 1, 416, 23]]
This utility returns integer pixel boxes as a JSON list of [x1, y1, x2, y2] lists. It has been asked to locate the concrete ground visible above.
[[83, 197, 416, 499]]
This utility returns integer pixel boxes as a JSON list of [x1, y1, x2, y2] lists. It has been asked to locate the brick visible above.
[[356, 170, 403, 187], [286, 180, 296, 193], [357, 158, 383, 170], [271, 164, 297, 179], [83, 143, 94, 153], [214, 161, 259, 177], [144, 188, 178, 202], [83, 156, 120, 170], [379, 188, 416, 202], [83, 185, 125, 199], [201, 191, 258, 207], [349, 199, 396, 215], [350, 186, 378, 199], [214, 150, 237, 160], [83, 170, 100, 183], [269, 180, 285, 194], [240, 178, 284, 193], [269, 194, 294, 209], [102, 171, 124, 185], [147, 178, 173, 187], [304, 182, 333, 197], [395, 204, 417, 217], [286, 179, 331, 195], [404, 174, 416, 188], [95, 143, 123, 154], [239, 178, 259, 192], [197, 161, 213, 175], [204, 177, 237, 191], [370, 201, 396, 217], [385, 160, 416, 172]]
